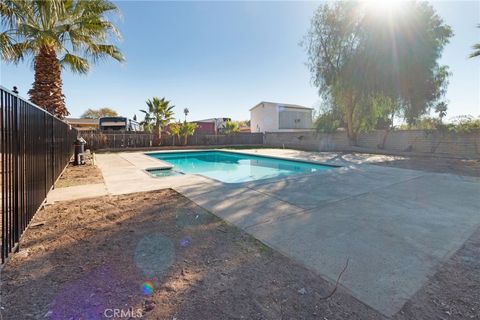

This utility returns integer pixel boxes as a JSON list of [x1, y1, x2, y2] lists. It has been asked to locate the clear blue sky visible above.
[[1, 1, 479, 122]]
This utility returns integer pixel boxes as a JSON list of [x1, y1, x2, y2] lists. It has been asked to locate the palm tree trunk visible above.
[[28, 45, 68, 118], [153, 124, 161, 146], [345, 93, 356, 146]]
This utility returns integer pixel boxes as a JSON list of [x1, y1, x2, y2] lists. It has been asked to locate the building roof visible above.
[[65, 118, 99, 125], [249, 101, 313, 112], [195, 118, 231, 122]]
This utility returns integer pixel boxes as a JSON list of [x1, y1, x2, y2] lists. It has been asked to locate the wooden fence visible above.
[[81, 132, 264, 151]]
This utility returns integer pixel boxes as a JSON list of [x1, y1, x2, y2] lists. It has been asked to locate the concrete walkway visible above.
[[84, 150, 480, 316], [46, 183, 108, 203]]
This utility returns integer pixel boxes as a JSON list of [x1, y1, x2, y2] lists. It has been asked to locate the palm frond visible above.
[[0, 0, 124, 71], [469, 43, 480, 58], [60, 53, 90, 73], [85, 43, 124, 63], [469, 25, 480, 58], [0, 31, 16, 60]]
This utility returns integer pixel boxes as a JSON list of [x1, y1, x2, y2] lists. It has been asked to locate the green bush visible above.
[[399, 115, 480, 133], [449, 116, 480, 133], [315, 110, 341, 134]]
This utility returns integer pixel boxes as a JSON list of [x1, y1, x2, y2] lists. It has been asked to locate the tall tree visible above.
[[81, 107, 118, 119], [470, 25, 480, 58], [0, 0, 124, 118], [359, 1, 452, 125], [303, 1, 368, 144], [140, 97, 175, 146], [303, 1, 452, 144]]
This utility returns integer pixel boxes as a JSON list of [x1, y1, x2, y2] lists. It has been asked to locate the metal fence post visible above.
[[12, 88, 19, 250], [51, 116, 55, 189]]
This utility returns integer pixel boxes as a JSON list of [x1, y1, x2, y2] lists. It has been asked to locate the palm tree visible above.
[[435, 102, 448, 123], [470, 25, 480, 58], [183, 108, 189, 121], [178, 121, 197, 145], [140, 97, 175, 146], [168, 121, 181, 146], [223, 120, 240, 135], [0, 0, 124, 118], [140, 113, 153, 133]]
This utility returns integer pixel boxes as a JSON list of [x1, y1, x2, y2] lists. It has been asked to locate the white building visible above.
[[250, 102, 313, 133]]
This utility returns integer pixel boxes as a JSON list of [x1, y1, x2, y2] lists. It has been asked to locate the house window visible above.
[[278, 109, 312, 129]]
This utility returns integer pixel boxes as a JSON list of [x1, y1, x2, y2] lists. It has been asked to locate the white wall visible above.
[[278, 107, 313, 130], [250, 102, 314, 133], [250, 103, 278, 132]]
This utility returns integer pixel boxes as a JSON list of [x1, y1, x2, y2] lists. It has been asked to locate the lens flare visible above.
[[142, 281, 154, 296], [133, 233, 175, 277], [364, 0, 405, 16], [180, 238, 190, 248]]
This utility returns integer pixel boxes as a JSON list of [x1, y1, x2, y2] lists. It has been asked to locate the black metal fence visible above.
[[81, 131, 264, 150], [1, 86, 77, 263]]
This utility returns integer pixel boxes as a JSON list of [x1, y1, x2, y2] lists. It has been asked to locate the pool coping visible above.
[[144, 148, 342, 168]]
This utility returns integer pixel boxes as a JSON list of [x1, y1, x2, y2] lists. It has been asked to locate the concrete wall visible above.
[[265, 130, 480, 158]]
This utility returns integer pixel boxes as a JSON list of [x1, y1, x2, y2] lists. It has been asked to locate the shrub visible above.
[[449, 116, 480, 133], [315, 110, 341, 134]]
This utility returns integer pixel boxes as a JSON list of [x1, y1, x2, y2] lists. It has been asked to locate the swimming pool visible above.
[[146, 151, 337, 183]]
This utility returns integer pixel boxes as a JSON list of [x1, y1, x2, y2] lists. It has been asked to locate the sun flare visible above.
[[364, 0, 406, 16]]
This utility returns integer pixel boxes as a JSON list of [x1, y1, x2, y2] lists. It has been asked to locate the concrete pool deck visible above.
[[83, 149, 480, 316]]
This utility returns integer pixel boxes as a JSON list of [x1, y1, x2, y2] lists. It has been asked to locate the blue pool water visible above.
[[147, 151, 336, 183]]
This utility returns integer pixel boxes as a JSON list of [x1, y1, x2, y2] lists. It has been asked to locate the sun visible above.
[[363, 0, 406, 16]]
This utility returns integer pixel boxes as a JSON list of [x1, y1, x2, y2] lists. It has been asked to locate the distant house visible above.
[[194, 118, 232, 134], [65, 118, 99, 131], [250, 102, 313, 133], [99, 117, 142, 132], [193, 121, 216, 134]]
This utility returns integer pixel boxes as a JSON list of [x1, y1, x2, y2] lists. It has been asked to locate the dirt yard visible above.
[[55, 152, 104, 188], [1, 188, 479, 320], [320, 151, 480, 177], [0, 190, 381, 320], [371, 155, 480, 177]]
